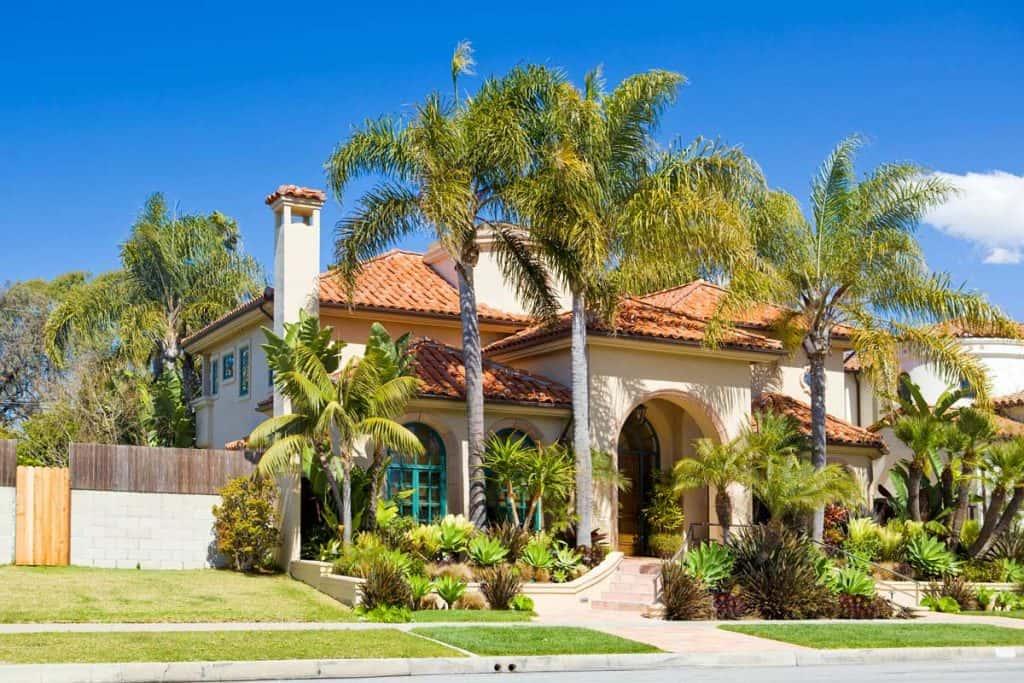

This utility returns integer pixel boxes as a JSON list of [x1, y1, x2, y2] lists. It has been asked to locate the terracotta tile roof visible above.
[[994, 391, 1024, 409], [753, 391, 887, 452], [483, 297, 783, 356], [844, 352, 861, 372], [934, 318, 1024, 339], [320, 250, 529, 324], [639, 280, 855, 340], [411, 337, 570, 407], [264, 185, 326, 205], [993, 413, 1024, 439], [182, 292, 272, 348]]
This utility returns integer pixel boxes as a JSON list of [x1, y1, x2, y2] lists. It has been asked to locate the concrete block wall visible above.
[[0, 486, 14, 564], [70, 490, 224, 569]]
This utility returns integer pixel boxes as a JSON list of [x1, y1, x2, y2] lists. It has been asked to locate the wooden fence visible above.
[[0, 440, 15, 487], [15, 466, 70, 565], [70, 443, 259, 495]]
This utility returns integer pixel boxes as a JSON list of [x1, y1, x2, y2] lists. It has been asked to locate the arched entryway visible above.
[[617, 406, 660, 555], [386, 421, 446, 523]]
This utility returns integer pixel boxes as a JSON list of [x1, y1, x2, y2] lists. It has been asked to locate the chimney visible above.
[[265, 185, 326, 415]]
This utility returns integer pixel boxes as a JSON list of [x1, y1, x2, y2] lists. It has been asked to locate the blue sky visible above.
[[2, 2, 1022, 314]]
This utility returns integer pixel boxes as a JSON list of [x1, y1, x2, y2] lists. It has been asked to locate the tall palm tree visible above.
[[946, 406, 996, 544], [326, 46, 560, 528], [891, 414, 949, 522], [673, 437, 751, 542], [746, 135, 1011, 539], [44, 193, 263, 399], [249, 312, 423, 545], [511, 69, 764, 547], [970, 437, 1024, 558]]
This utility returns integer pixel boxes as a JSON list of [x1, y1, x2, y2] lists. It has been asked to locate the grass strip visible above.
[[0, 566, 353, 623], [409, 610, 533, 622], [0, 629, 460, 664], [411, 626, 660, 655], [721, 623, 1024, 649], [964, 610, 1024, 620]]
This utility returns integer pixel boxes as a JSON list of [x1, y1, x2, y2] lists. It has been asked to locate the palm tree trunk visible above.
[[341, 460, 353, 546], [456, 262, 487, 528], [907, 463, 923, 522], [806, 344, 828, 541], [571, 290, 593, 548], [949, 460, 973, 547], [362, 445, 387, 532], [974, 486, 1024, 559], [715, 487, 733, 543], [506, 482, 521, 527], [969, 485, 1008, 558], [318, 450, 345, 542]]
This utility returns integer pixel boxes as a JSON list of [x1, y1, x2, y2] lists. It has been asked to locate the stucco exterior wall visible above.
[[70, 490, 223, 569], [753, 348, 848, 417], [194, 320, 274, 449], [903, 338, 1024, 404], [0, 486, 14, 564]]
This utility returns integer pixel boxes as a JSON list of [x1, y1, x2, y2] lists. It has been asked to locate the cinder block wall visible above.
[[70, 490, 224, 570], [0, 486, 14, 563]]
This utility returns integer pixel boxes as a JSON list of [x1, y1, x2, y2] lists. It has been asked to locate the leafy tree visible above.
[[327, 45, 561, 528], [750, 453, 862, 525], [0, 273, 87, 425], [510, 68, 765, 546], [249, 312, 423, 545], [970, 438, 1024, 558], [44, 193, 263, 401], [746, 135, 1010, 539]]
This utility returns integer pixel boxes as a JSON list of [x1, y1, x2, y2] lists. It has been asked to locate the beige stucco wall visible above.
[[194, 319, 275, 449], [752, 347, 848, 417]]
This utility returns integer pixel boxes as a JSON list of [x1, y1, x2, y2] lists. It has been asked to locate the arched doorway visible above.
[[386, 422, 446, 523], [617, 405, 660, 555]]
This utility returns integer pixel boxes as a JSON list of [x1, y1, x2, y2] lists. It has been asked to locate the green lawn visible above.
[[0, 566, 353, 623], [721, 623, 1024, 649], [411, 626, 660, 655], [409, 610, 534, 623], [965, 610, 1024, 620], [0, 629, 457, 664]]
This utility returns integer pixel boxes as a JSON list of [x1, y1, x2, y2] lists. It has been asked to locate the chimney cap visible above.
[[265, 185, 327, 206]]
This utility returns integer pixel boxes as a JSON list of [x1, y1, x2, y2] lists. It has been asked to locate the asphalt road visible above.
[[298, 660, 1024, 683]]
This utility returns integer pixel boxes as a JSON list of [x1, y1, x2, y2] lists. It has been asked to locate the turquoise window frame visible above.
[[238, 345, 250, 397], [386, 422, 447, 524]]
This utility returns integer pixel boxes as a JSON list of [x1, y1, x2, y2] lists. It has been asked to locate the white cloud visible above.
[[924, 171, 1024, 265]]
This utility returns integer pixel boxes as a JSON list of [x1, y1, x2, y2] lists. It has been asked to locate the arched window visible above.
[[386, 422, 446, 523], [485, 428, 540, 529]]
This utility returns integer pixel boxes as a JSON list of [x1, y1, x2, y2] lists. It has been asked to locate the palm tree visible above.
[[249, 312, 423, 545], [511, 69, 764, 547], [746, 135, 1011, 539], [673, 437, 751, 542], [45, 194, 263, 399], [970, 437, 1024, 558], [946, 406, 996, 544], [750, 453, 862, 526], [891, 414, 949, 522], [326, 45, 561, 528]]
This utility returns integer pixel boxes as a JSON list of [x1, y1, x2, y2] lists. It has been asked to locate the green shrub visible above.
[[333, 534, 417, 578], [406, 524, 442, 560], [438, 515, 474, 558], [976, 587, 996, 611], [488, 522, 530, 562], [876, 525, 905, 562], [921, 595, 961, 613], [825, 566, 876, 598], [359, 558, 412, 610], [729, 525, 834, 620], [510, 594, 535, 612], [643, 476, 685, 534], [378, 514, 417, 552], [213, 475, 280, 573], [408, 575, 435, 610], [520, 539, 553, 570], [479, 563, 522, 609], [551, 542, 582, 575], [959, 519, 981, 550], [905, 534, 959, 579], [683, 542, 734, 591], [843, 517, 881, 562], [660, 562, 713, 620], [925, 576, 977, 611], [961, 559, 1003, 583], [434, 575, 468, 608], [997, 558, 1024, 583], [995, 591, 1024, 611], [467, 536, 509, 567], [357, 605, 413, 622], [648, 533, 683, 559]]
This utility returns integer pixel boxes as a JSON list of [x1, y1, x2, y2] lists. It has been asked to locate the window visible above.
[[222, 351, 235, 381], [239, 346, 250, 397], [268, 366, 275, 389], [211, 358, 220, 395], [386, 422, 446, 524]]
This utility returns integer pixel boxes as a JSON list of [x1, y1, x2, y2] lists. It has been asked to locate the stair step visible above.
[[600, 590, 657, 602], [606, 582, 657, 595], [591, 599, 653, 612], [618, 563, 662, 575]]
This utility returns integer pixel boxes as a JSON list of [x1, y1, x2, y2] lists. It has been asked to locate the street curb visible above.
[[1, 647, 1022, 682]]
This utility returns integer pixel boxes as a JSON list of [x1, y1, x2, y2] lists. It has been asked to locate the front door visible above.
[[617, 406, 660, 555]]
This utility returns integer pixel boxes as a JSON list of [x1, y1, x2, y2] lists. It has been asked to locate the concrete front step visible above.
[[599, 590, 657, 603], [606, 581, 658, 595], [590, 598, 653, 612], [617, 562, 662, 575]]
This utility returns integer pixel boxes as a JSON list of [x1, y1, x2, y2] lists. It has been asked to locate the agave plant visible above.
[[407, 575, 435, 610], [467, 536, 509, 567], [825, 566, 876, 598], [438, 515, 474, 557], [520, 539, 554, 569], [551, 542, 583, 575], [905, 533, 960, 578], [683, 542, 734, 591], [434, 575, 468, 609]]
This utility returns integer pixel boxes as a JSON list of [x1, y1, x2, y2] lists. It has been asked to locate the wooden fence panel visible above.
[[70, 443, 259, 495], [15, 466, 70, 565], [0, 440, 15, 487]]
